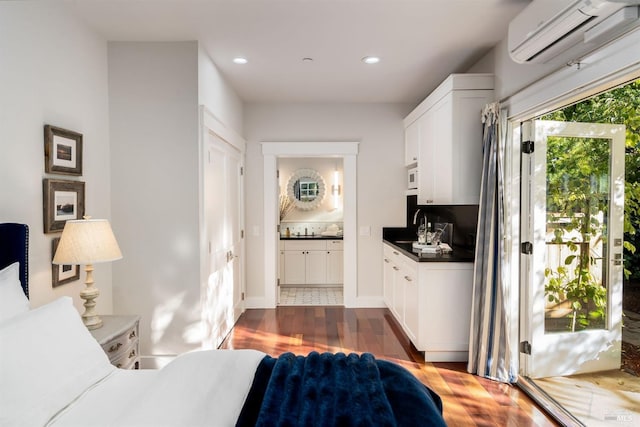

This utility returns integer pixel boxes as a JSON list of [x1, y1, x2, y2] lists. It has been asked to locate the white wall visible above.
[[109, 42, 245, 358], [467, 38, 561, 101], [244, 103, 410, 302], [279, 157, 344, 224], [109, 42, 201, 357], [198, 47, 244, 134], [0, 1, 112, 312]]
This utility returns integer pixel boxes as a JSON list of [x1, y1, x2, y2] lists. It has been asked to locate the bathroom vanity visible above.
[[279, 237, 344, 286]]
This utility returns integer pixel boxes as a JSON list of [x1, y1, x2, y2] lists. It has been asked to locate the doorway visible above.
[[518, 80, 640, 425], [277, 157, 345, 306], [262, 142, 359, 309]]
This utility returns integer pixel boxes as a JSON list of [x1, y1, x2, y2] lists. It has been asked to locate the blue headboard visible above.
[[0, 223, 29, 298]]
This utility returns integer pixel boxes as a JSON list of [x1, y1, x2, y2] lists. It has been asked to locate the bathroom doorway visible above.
[[277, 157, 344, 306], [262, 142, 358, 309]]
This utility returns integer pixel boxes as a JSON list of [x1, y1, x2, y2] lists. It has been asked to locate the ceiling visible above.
[[64, 0, 531, 105]]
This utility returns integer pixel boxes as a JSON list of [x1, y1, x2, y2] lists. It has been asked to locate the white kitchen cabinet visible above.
[[382, 243, 473, 362], [404, 74, 494, 205], [382, 248, 395, 309], [281, 240, 343, 285], [404, 119, 419, 166]]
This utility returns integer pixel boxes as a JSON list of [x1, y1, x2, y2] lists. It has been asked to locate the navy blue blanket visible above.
[[236, 352, 447, 427]]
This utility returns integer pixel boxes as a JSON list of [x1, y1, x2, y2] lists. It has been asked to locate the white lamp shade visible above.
[[53, 219, 122, 265]]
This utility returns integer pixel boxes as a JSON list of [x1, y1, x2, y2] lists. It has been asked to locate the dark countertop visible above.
[[280, 235, 343, 240], [383, 239, 475, 262]]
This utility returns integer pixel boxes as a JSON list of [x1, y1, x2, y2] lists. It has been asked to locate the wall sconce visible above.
[[332, 170, 341, 209]]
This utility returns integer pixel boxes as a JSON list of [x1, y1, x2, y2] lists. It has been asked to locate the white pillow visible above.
[[0, 262, 30, 323], [0, 296, 115, 427]]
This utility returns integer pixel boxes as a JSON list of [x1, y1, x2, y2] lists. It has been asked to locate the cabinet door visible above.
[[421, 265, 473, 355], [279, 250, 285, 283], [383, 253, 394, 308], [284, 251, 306, 284], [405, 119, 419, 166], [326, 250, 343, 284], [403, 266, 419, 343], [392, 264, 404, 321], [416, 88, 492, 205], [431, 94, 454, 203], [417, 108, 437, 204], [306, 250, 327, 284], [450, 90, 493, 204]]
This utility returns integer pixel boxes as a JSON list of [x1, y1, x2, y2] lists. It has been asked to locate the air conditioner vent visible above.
[[509, 0, 640, 65]]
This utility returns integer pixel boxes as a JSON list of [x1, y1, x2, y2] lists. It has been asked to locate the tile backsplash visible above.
[[280, 221, 343, 237]]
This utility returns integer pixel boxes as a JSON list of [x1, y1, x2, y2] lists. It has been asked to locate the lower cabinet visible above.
[[382, 243, 473, 362], [282, 240, 343, 285]]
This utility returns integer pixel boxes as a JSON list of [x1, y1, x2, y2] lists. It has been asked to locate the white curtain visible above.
[[467, 103, 516, 383]]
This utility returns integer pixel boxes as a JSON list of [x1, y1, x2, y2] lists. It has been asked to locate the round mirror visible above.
[[287, 168, 326, 210]]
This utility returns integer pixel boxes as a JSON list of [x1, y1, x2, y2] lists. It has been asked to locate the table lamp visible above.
[[53, 217, 122, 330]]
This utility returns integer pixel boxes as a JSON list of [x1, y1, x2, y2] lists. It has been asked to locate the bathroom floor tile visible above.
[[279, 287, 344, 306]]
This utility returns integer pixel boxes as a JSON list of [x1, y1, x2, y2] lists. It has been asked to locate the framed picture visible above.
[[44, 125, 83, 176], [43, 179, 85, 233], [51, 237, 79, 287]]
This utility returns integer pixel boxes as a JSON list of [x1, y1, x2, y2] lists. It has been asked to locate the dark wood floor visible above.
[[219, 306, 559, 426]]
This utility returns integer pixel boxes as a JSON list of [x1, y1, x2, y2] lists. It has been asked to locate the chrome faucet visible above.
[[413, 209, 421, 225]]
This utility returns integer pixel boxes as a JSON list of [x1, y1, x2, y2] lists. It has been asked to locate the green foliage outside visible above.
[[541, 79, 640, 331]]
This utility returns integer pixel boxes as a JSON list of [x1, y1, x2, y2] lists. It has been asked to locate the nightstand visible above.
[[90, 315, 140, 369]]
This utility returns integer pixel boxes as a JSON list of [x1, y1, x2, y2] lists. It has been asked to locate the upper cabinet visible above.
[[404, 74, 493, 205], [404, 119, 419, 166]]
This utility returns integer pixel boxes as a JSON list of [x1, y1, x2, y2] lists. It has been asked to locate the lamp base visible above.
[[80, 263, 103, 330], [83, 314, 103, 330]]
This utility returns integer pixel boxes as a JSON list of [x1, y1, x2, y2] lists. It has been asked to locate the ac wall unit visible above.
[[508, 0, 640, 64]]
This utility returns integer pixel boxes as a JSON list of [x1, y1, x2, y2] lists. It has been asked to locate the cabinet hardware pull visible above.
[[393, 266, 400, 271], [129, 349, 136, 359], [108, 342, 123, 353], [129, 330, 136, 339], [384, 258, 390, 263], [393, 251, 399, 255], [404, 276, 412, 281]]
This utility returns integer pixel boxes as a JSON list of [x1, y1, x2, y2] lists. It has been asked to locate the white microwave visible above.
[[407, 167, 418, 189]]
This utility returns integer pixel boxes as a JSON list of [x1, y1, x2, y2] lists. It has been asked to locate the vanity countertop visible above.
[[383, 239, 474, 263], [280, 235, 343, 240]]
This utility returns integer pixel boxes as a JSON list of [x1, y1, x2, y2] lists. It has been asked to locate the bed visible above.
[[0, 223, 447, 426]]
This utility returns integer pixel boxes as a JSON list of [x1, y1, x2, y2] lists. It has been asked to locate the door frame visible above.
[[262, 142, 359, 308], [199, 106, 246, 347]]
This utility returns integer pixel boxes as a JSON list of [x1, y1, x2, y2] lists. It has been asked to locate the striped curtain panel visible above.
[[467, 103, 516, 383]]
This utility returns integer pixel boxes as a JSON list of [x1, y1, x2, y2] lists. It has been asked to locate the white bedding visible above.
[[49, 349, 266, 427], [0, 293, 265, 427]]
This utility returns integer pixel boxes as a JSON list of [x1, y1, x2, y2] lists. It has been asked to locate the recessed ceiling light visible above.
[[233, 57, 248, 65], [362, 56, 380, 64]]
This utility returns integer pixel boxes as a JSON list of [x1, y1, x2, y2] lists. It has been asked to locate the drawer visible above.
[[284, 240, 326, 251], [327, 240, 343, 250], [111, 342, 139, 369], [101, 323, 138, 361]]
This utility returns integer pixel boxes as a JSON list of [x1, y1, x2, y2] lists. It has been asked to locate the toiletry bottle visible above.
[[286, 227, 290, 237]]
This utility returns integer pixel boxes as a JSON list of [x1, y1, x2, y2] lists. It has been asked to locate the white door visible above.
[[521, 120, 625, 378], [203, 131, 244, 349]]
